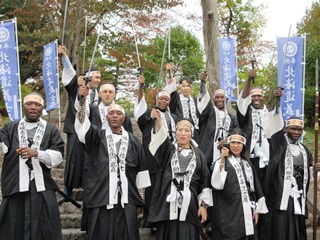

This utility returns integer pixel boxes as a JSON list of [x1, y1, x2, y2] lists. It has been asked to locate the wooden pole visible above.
[[313, 58, 319, 240]]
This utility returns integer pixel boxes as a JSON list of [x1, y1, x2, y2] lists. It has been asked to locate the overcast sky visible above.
[[171, 0, 315, 43], [253, 0, 315, 41]]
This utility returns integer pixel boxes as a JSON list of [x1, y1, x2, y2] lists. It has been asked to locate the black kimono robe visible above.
[[210, 156, 268, 239], [62, 56, 88, 189], [134, 96, 177, 214], [0, 119, 64, 240], [148, 126, 212, 240], [75, 114, 149, 240], [265, 112, 313, 240], [197, 93, 238, 169]]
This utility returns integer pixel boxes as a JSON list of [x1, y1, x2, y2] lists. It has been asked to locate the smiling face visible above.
[[251, 94, 264, 109], [229, 141, 244, 157], [24, 101, 43, 122], [213, 93, 226, 110], [157, 96, 170, 111], [286, 126, 303, 143]]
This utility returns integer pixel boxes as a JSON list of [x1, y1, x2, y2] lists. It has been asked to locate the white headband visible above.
[[286, 119, 304, 128], [24, 95, 44, 106], [213, 89, 226, 98], [107, 104, 125, 115], [250, 88, 264, 96], [158, 91, 170, 99], [99, 84, 115, 93], [227, 134, 246, 145]]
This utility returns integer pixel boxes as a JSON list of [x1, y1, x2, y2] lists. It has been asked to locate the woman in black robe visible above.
[[149, 109, 212, 240], [210, 130, 268, 240]]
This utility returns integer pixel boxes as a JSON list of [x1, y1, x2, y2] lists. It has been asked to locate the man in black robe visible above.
[[75, 86, 150, 240], [134, 75, 177, 232], [58, 45, 101, 203], [236, 69, 272, 188], [197, 71, 238, 169], [163, 63, 200, 141], [79, 82, 132, 231], [0, 93, 64, 240], [265, 110, 313, 240]]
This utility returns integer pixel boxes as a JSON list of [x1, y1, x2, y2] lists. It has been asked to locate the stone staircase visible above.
[[53, 157, 86, 240]]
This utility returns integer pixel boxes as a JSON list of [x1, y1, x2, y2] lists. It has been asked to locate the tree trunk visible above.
[[201, 0, 220, 96]]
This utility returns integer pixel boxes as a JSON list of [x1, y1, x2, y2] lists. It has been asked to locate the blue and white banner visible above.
[[277, 36, 304, 120], [0, 19, 21, 120], [42, 40, 59, 111], [218, 37, 237, 102]]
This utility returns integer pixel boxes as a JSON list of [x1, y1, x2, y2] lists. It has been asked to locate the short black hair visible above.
[[85, 67, 100, 74], [179, 76, 192, 85]]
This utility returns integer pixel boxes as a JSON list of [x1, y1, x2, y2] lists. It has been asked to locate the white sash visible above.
[[160, 111, 176, 142], [250, 106, 269, 167], [213, 107, 231, 162], [214, 106, 231, 141], [180, 94, 198, 129], [98, 103, 110, 130], [229, 156, 254, 236], [106, 127, 129, 208], [18, 118, 47, 192], [280, 142, 308, 215], [166, 146, 197, 221]]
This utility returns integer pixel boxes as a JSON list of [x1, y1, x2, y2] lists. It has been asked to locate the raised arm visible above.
[[137, 75, 145, 104], [58, 45, 76, 86], [241, 69, 256, 99], [74, 85, 90, 143]]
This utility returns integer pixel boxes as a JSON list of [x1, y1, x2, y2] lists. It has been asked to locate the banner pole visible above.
[[55, 40, 61, 129], [14, 17, 22, 119]]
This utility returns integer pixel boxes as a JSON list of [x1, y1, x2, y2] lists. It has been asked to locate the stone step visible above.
[[51, 168, 65, 179], [62, 228, 86, 240], [59, 201, 83, 214], [61, 213, 83, 229], [56, 159, 66, 169]]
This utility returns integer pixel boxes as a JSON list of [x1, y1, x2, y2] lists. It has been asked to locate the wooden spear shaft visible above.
[[314, 58, 319, 240]]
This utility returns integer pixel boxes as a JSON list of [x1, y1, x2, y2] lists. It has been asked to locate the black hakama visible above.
[[86, 204, 139, 240], [63, 74, 86, 189], [0, 181, 62, 240]]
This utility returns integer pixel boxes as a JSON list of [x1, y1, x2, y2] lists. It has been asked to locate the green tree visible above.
[[0, 0, 184, 116], [297, 1, 320, 126], [143, 26, 204, 87]]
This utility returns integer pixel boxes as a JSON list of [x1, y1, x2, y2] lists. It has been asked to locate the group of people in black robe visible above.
[[0, 45, 318, 240]]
